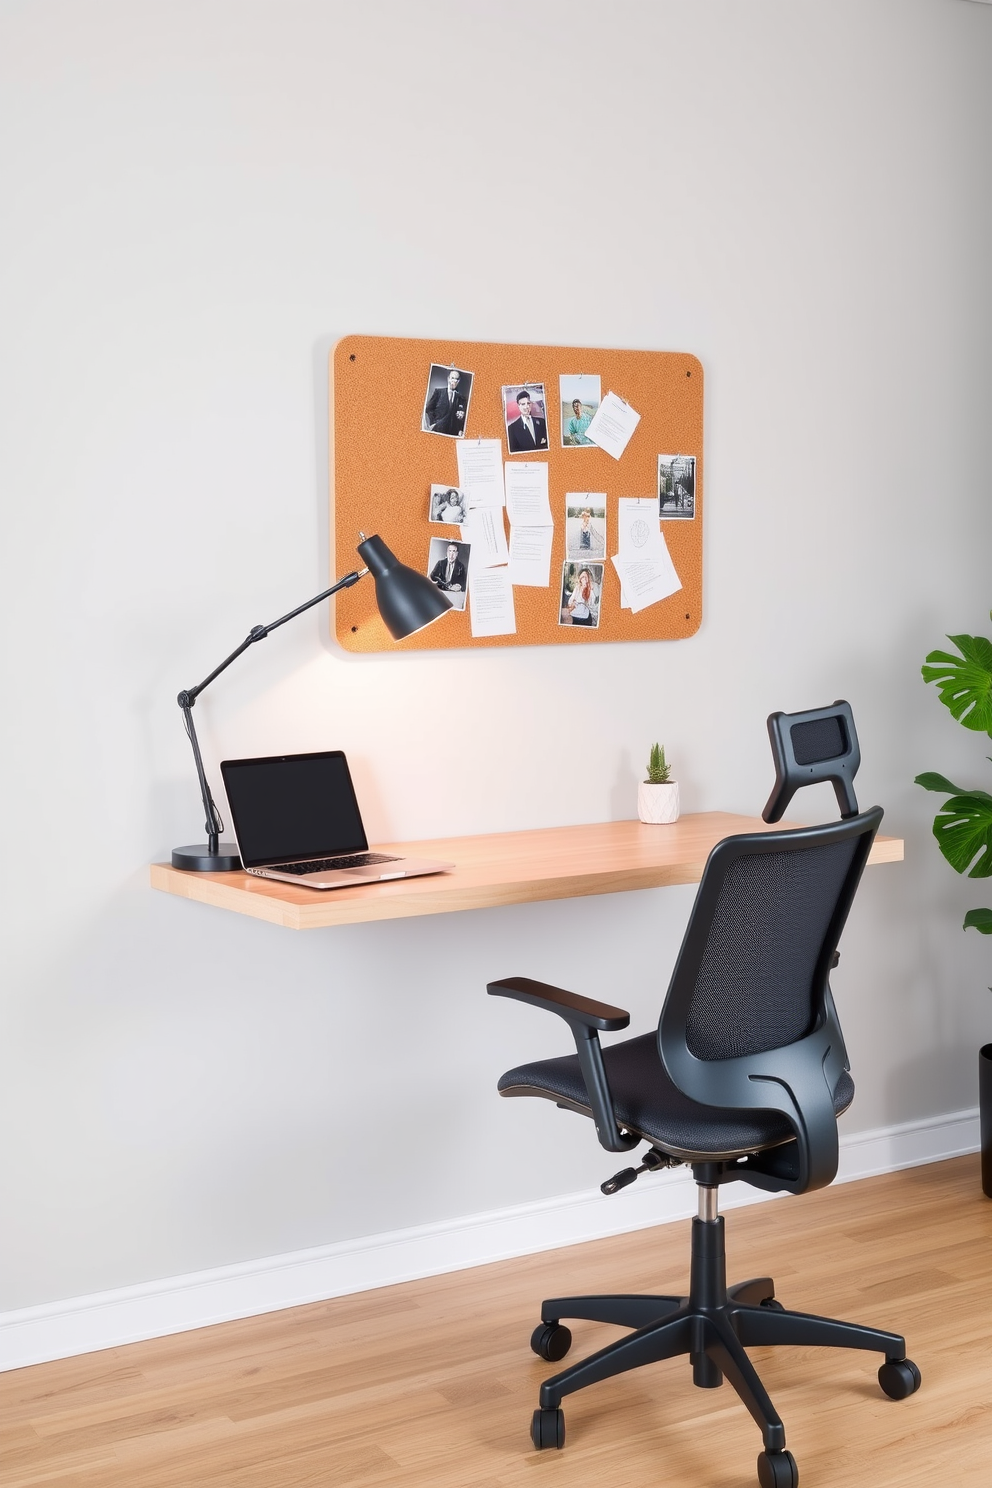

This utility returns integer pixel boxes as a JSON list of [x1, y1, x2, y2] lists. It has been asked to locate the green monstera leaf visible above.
[[921, 629, 992, 733], [921, 787, 992, 878], [914, 771, 979, 797], [964, 908, 992, 934]]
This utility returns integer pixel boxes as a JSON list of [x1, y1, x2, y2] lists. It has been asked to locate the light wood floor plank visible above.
[[2, 1156, 991, 1486]]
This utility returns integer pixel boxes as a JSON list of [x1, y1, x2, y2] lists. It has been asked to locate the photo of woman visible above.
[[565, 496, 607, 559], [559, 561, 603, 629], [429, 485, 467, 524]]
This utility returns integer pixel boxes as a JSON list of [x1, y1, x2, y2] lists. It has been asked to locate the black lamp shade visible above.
[[358, 534, 452, 639]]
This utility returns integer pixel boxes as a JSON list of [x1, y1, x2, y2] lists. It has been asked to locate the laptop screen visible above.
[[220, 751, 369, 868]]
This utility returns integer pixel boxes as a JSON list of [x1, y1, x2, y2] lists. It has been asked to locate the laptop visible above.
[[220, 750, 454, 890]]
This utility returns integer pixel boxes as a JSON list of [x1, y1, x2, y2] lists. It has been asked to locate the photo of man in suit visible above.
[[427, 537, 470, 610], [504, 386, 549, 453], [423, 365, 471, 437]]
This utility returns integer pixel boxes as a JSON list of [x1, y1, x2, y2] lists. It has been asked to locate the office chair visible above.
[[488, 702, 920, 1488]]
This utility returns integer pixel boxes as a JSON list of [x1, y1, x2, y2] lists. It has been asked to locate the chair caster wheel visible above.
[[530, 1322, 572, 1362], [759, 1296, 785, 1312], [757, 1447, 798, 1487], [531, 1407, 565, 1450], [878, 1357, 921, 1399]]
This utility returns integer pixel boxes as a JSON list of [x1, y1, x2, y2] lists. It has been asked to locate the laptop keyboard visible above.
[[272, 852, 400, 876]]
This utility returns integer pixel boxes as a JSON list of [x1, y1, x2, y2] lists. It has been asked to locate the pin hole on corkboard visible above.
[[349, 354, 356, 361]]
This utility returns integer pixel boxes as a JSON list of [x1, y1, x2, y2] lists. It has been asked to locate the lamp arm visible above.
[[175, 567, 367, 856], [179, 568, 366, 704], [178, 697, 225, 854]]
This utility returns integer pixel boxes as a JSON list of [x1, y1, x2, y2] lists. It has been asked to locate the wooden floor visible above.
[[3, 1156, 990, 1487]]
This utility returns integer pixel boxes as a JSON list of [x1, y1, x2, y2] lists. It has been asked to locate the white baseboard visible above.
[[1, 1107, 978, 1373]]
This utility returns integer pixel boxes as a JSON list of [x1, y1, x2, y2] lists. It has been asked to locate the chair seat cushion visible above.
[[497, 1032, 854, 1159]]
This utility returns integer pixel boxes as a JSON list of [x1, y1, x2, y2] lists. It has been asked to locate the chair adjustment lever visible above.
[[601, 1148, 677, 1195]]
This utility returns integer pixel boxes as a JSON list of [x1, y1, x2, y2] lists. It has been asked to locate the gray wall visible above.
[[2, 0, 991, 1312]]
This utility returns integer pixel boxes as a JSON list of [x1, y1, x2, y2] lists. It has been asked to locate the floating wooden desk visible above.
[[150, 813, 903, 931]]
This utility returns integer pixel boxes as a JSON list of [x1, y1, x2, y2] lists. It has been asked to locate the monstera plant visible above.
[[916, 622, 992, 932], [916, 618, 992, 1198]]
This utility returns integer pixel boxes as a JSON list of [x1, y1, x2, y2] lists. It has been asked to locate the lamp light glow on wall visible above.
[[172, 533, 452, 872]]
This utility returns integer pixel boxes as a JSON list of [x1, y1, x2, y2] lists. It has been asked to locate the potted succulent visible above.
[[915, 617, 992, 1198], [638, 743, 680, 824]]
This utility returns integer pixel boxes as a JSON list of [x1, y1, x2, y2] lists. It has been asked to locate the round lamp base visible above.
[[172, 844, 243, 872]]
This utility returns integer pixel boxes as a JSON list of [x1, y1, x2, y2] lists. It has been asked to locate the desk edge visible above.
[[150, 826, 903, 930]]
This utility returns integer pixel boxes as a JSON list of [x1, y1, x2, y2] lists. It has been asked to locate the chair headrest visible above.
[[762, 700, 861, 822]]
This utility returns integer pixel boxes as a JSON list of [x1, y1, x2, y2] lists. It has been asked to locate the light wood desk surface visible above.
[[150, 812, 904, 931]]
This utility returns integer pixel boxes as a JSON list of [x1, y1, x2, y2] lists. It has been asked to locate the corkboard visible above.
[[331, 335, 703, 652]]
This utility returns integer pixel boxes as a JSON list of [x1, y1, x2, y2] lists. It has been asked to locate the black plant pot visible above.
[[981, 1045, 992, 1199]]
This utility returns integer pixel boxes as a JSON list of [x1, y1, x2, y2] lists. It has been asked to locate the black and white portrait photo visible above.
[[427, 536, 471, 610], [429, 485, 468, 524], [503, 384, 549, 453], [658, 454, 696, 519], [422, 364, 473, 437]]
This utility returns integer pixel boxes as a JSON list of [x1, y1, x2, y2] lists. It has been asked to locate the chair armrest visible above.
[[488, 976, 637, 1154], [487, 975, 630, 1031]]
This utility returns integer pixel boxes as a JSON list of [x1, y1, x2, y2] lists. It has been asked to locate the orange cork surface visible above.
[[331, 335, 703, 653]]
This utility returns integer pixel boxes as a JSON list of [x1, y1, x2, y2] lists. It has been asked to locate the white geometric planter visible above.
[[637, 780, 680, 824]]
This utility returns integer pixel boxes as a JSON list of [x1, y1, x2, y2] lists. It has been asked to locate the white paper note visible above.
[[456, 439, 505, 508], [461, 507, 509, 568], [509, 525, 554, 586], [611, 532, 682, 613], [586, 391, 641, 460], [469, 567, 517, 637], [617, 496, 663, 558], [504, 462, 552, 526]]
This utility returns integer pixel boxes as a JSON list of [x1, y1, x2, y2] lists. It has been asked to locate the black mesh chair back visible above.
[[658, 808, 881, 1193]]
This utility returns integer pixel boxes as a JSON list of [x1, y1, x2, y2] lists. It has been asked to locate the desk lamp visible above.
[[172, 533, 452, 872]]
